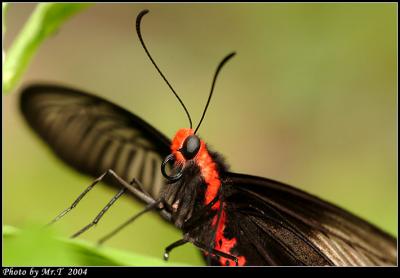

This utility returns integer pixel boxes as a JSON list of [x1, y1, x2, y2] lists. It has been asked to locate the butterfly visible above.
[[19, 9, 396, 266]]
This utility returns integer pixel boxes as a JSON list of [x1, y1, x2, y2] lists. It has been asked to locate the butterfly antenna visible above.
[[136, 10, 193, 129], [194, 52, 236, 134]]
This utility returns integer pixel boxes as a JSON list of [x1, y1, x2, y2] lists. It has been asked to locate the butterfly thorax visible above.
[[162, 129, 222, 226], [161, 128, 246, 266]]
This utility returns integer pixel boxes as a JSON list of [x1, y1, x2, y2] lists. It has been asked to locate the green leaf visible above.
[[3, 3, 91, 94], [2, 3, 9, 36], [3, 225, 189, 266], [2, 3, 9, 64]]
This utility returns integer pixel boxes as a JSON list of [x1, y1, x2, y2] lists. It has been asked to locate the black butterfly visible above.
[[19, 10, 396, 266]]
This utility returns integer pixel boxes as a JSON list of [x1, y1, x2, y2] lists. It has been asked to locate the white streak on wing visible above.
[[100, 139, 118, 173], [312, 232, 347, 266], [329, 237, 357, 265], [152, 159, 164, 198], [148, 152, 164, 199], [126, 147, 145, 188], [312, 231, 381, 266], [114, 143, 129, 179], [87, 136, 108, 172], [142, 151, 153, 191]]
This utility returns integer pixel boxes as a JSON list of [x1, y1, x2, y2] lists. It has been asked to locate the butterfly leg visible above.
[[71, 188, 126, 238], [179, 194, 224, 265], [192, 240, 239, 266], [47, 169, 155, 226], [97, 198, 163, 245], [180, 195, 219, 231], [163, 239, 188, 261], [187, 204, 238, 266], [47, 171, 109, 226], [163, 234, 238, 266]]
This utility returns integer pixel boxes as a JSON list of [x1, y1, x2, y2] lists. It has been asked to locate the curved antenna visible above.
[[136, 9, 193, 129], [194, 52, 236, 134]]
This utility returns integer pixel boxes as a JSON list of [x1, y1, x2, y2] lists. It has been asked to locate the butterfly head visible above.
[[161, 128, 205, 182], [172, 128, 203, 161]]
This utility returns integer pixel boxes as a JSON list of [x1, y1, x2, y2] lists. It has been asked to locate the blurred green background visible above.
[[3, 3, 397, 266]]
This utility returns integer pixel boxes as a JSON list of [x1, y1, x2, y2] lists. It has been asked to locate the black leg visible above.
[[102, 169, 155, 204], [97, 199, 163, 245], [179, 192, 224, 265], [163, 239, 188, 261], [71, 188, 126, 238], [163, 234, 239, 266], [165, 194, 235, 265], [181, 194, 219, 231], [47, 169, 154, 226], [47, 171, 108, 226], [126, 175, 152, 198], [192, 240, 238, 266]]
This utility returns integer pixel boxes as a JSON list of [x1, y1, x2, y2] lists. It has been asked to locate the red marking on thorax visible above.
[[171, 128, 246, 266]]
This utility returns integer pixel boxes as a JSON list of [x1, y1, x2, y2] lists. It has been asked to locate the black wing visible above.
[[20, 84, 171, 201], [222, 172, 397, 266]]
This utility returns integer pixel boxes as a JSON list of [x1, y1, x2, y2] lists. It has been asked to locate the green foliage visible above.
[[3, 225, 188, 266], [3, 3, 91, 93], [2, 3, 9, 35]]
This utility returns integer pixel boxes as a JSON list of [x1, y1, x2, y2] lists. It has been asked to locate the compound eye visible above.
[[181, 135, 200, 160]]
